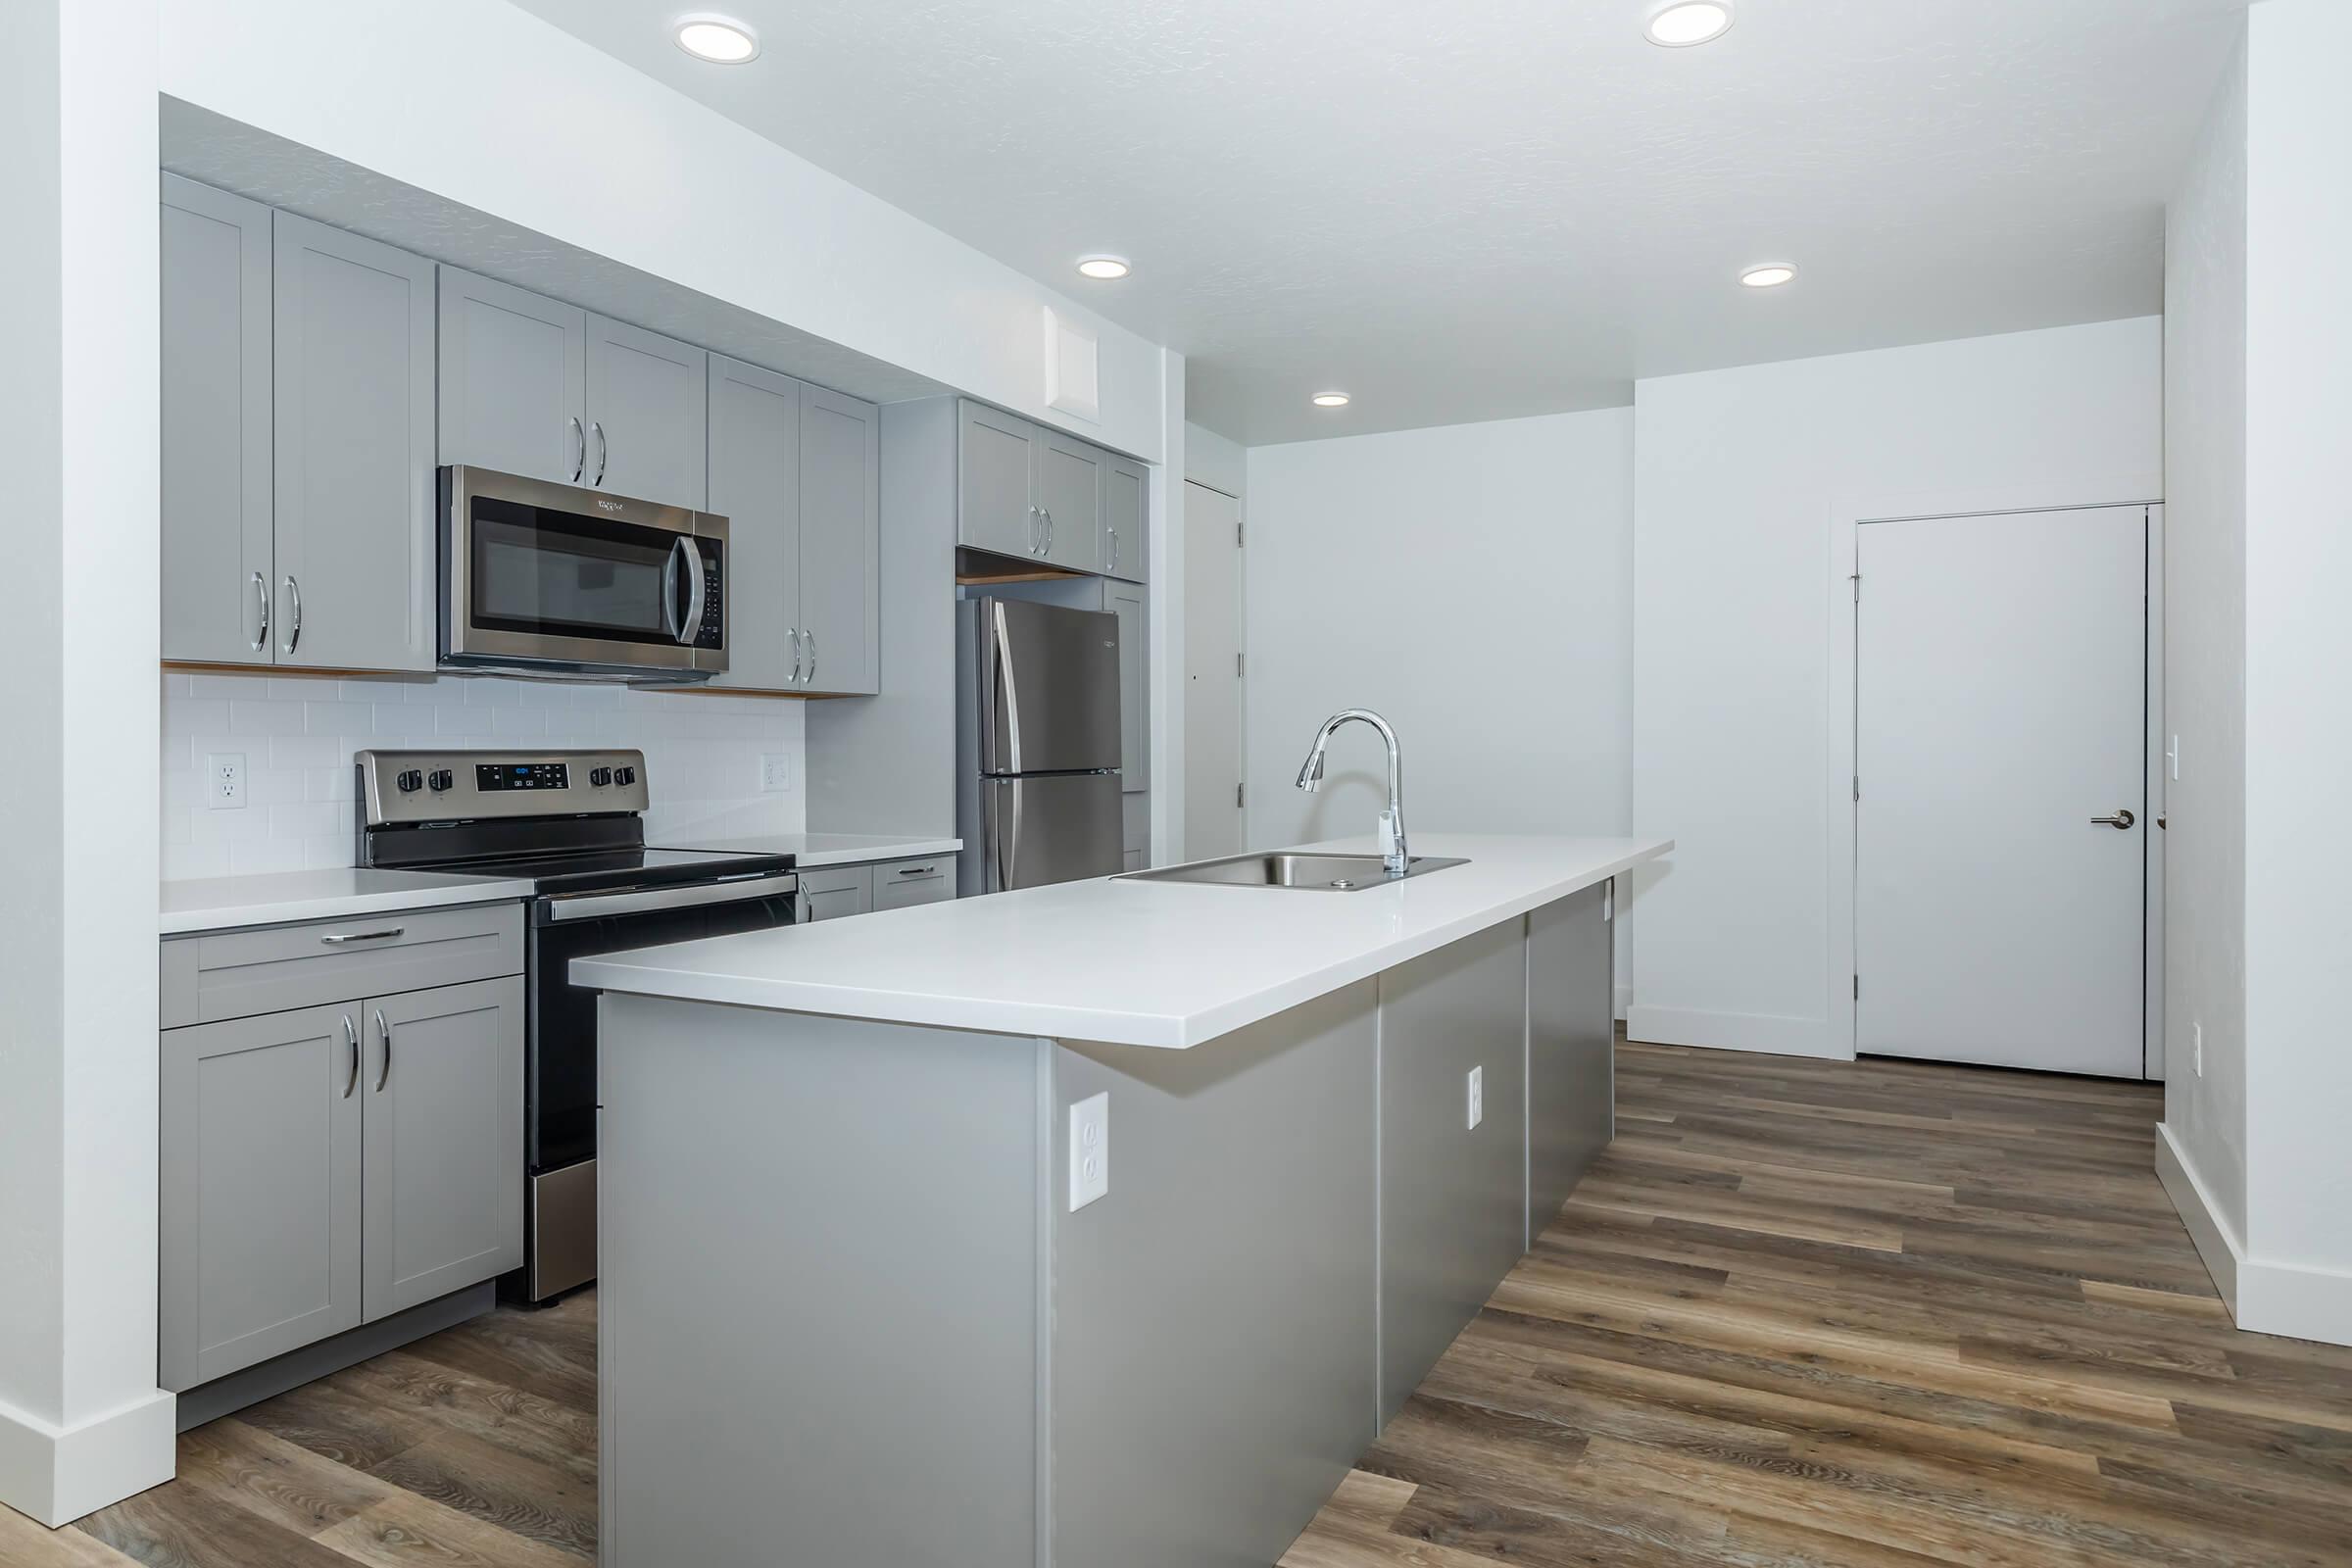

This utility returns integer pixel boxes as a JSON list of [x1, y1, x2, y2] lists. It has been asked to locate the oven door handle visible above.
[[541, 871, 799, 923]]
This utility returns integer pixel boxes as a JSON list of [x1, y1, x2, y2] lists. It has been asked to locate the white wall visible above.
[[1629, 318, 2163, 1056], [1242, 411, 1636, 974], [161, 674, 807, 880], [2160, 30, 2249, 1254], [0, 0, 175, 1527], [157, 0, 1170, 463], [1185, 421, 1247, 499], [2238, 0, 2352, 1335]]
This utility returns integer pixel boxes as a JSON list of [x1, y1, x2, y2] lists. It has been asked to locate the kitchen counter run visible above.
[[572, 833, 1669, 1048], [671, 830, 962, 868], [160, 867, 537, 936]]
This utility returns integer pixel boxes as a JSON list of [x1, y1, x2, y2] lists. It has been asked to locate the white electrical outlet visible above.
[[760, 753, 792, 793], [1068, 1093, 1109, 1211], [207, 753, 245, 810], [1466, 1065, 1484, 1130], [2192, 1021, 2203, 1077]]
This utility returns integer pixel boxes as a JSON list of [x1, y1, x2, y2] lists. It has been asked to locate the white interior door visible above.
[[1855, 507, 2147, 1076], [1183, 481, 1245, 859]]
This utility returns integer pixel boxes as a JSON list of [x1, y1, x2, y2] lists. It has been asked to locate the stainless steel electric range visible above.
[[355, 748, 797, 1302]]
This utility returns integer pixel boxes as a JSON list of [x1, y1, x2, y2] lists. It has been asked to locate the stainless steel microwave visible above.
[[439, 466, 728, 679]]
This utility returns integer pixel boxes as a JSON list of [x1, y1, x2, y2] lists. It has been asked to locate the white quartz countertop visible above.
[[669, 832, 962, 868], [160, 868, 536, 937], [574, 833, 1670, 1049]]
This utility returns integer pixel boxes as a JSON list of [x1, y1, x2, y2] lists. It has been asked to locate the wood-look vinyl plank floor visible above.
[[10, 1042, 2348, 1566]]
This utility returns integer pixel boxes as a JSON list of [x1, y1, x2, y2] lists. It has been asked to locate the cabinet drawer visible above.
[[798, 863, 872, 923], [872, 858, 957, 911], [161, 902, 524, 1029]]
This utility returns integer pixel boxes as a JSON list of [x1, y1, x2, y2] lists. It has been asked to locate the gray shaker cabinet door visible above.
[[362, 976, 525, 1320], [705, 356, 802, 692], [797, 384, 881, 696], [957, 400, 1042, 560], [1035, 429, 1104, 573], [1106, 579, 1148, 791], [160, 1003, 364, 1391], [436, 267, 588, 486], [161, 175, 275, 665], [271, 213, 437, 672], [797, 863, 873, 922], [585, 314, 708, 509], [1102, 457, 1149, 582]]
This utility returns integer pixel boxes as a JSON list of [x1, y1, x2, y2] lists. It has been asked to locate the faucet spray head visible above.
[[1295, 744, 1327, 793]]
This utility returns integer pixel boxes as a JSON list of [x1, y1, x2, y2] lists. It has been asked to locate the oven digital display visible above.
[[475, 762, 570, 792]]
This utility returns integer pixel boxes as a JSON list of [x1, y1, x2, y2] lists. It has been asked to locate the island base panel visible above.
[[1528, 880, 1615, 1243]]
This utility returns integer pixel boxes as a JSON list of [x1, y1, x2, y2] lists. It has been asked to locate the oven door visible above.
[[442, 465, 728, 675]]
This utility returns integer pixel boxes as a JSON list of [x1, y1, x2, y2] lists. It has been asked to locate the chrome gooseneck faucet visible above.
[[1295, 709, 1410, 875]]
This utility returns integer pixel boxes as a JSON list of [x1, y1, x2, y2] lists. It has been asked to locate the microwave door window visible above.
[[468, 499, 676, 646]]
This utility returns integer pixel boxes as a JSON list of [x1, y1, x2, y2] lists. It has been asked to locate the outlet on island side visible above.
[[207, 753, 245, 810], [1467, 1064, 1484, 1131], [1068, 1093, 1109, 1211]]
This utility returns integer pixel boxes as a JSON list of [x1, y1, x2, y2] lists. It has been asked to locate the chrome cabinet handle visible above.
[[373, 1009, 392, 1092], [787, 626, 801, 684], [251, 570, 270, 651], [2092, 808, 2136, 830], [898, 864, 933, 876], [567, 416, 585, 483], [342, 1014, 360, 1099], [1044, 508, 1054, 556], [282, 575, 302, 656], [1027, 504, 1042, 555], [804, 630, 816, 685], [319, 926, 405, 945], [1106, 526, 1117, 574], [591, 420, 608, 486]]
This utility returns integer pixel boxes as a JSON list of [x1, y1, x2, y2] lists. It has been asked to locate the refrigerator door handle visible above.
[[992, 600, 1024, 775]]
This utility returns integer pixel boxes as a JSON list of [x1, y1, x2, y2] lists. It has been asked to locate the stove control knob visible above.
[[589, 766, 613, 788], [614, 765, 637, 787], [427, 768, 455, 793], [395, 768, 424, 794]]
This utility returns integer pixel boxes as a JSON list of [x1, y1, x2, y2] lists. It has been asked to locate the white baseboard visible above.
[[2156, 1122, 2352, 1348], [0, 1387, 175, 1528], [1613, 983, 1631, 1021], [1624, 1004, 1840, 1059]]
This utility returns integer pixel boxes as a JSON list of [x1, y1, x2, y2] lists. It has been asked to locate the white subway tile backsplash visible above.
[[160, 670, 807, 879]]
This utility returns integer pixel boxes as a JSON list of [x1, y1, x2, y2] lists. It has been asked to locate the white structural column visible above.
[[0, 0, 174, 1526]]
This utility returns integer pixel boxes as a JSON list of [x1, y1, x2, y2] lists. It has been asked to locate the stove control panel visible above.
[[357, 749, 649, 826]]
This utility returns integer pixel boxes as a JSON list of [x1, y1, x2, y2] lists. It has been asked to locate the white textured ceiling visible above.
[[514, 0, 2246, 445]]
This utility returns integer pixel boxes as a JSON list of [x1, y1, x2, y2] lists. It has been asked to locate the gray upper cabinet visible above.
[[706, 357, 803, 693], [161, 175, 274, 666], [1035, 431, 1104, 573], [798, 385, 881, 696], [958, 401, 1044, 560], [437, 268, 587, 486], [271, 212, 437, 673], [362, 976, 525, 1320], [1102, 458, 1148, 582], [586, 315, 707, 509], [160, 1003, 364, 1391]]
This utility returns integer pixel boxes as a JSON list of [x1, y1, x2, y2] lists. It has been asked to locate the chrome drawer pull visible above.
[[319, 927, 405, 946], [373, 1009, 392, 1092], [342, 1014, 360, 1099]]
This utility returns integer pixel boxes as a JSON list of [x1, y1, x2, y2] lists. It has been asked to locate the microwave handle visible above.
[[662, 536, 707, 646]]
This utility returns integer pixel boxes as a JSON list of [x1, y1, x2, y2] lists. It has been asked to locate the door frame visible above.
[[1180, 477, 1247, 862], [1827, 495, 2166, 1077]]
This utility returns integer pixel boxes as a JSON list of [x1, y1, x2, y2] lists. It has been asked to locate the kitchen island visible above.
[[574, 832, 1669, 1568]]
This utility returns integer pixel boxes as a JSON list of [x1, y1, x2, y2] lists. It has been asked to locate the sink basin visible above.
[[1117, 851, 1468, 891]]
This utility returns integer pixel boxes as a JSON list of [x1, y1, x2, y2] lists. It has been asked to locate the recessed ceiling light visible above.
[[1311, 392, 1351, 408], [1645, 1, 1734, 47], [675, 14, 760, 63], [1076, 255, 1131, 280], [1740, 264, 1797, 288]]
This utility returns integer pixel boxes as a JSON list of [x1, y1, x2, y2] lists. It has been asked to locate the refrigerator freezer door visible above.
[[982, 772, 1124, 892], [978, 598, 1122, 776]]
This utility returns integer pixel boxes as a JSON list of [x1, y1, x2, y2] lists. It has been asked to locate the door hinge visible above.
[[1236, 782, 1246, 808], [1236, 521, 1245, 548], [1852, 774, 1860, 803], [1853, 975, 1860, 1001], [1236, 652, 1245, 677]]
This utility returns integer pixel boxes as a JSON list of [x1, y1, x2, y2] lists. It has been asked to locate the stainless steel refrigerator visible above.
[[956, 597, 1125, 893]]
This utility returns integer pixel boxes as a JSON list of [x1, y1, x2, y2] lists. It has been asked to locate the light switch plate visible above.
[[207, 753, 245, 810], [1068, 1093, 1109, 1211], [1467, 1065, 1484, 1130]]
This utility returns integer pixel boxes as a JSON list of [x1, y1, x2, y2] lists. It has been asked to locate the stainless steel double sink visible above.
[[1117, 851, 1468, 892]]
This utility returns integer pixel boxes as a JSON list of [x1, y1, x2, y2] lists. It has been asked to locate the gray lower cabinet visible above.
[[1376, 918, 1530, 1424], [159, 911, 525, 1394], [160, 1003, 363, 1391], [1106, 578, 1148, 790], [1103, 457, 1149, 582], [437, 267, 588, 486], [363, 977, 526, 1319], [798, 863, 872, 922], [161, 174, 273, 665], [871, 856, 955, 910], [585, 314, 707, 509], [271, 212, 437, 673]]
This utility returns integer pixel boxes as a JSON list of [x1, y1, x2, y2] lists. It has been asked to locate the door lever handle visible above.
[[2091, 808, 2136, 829]]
